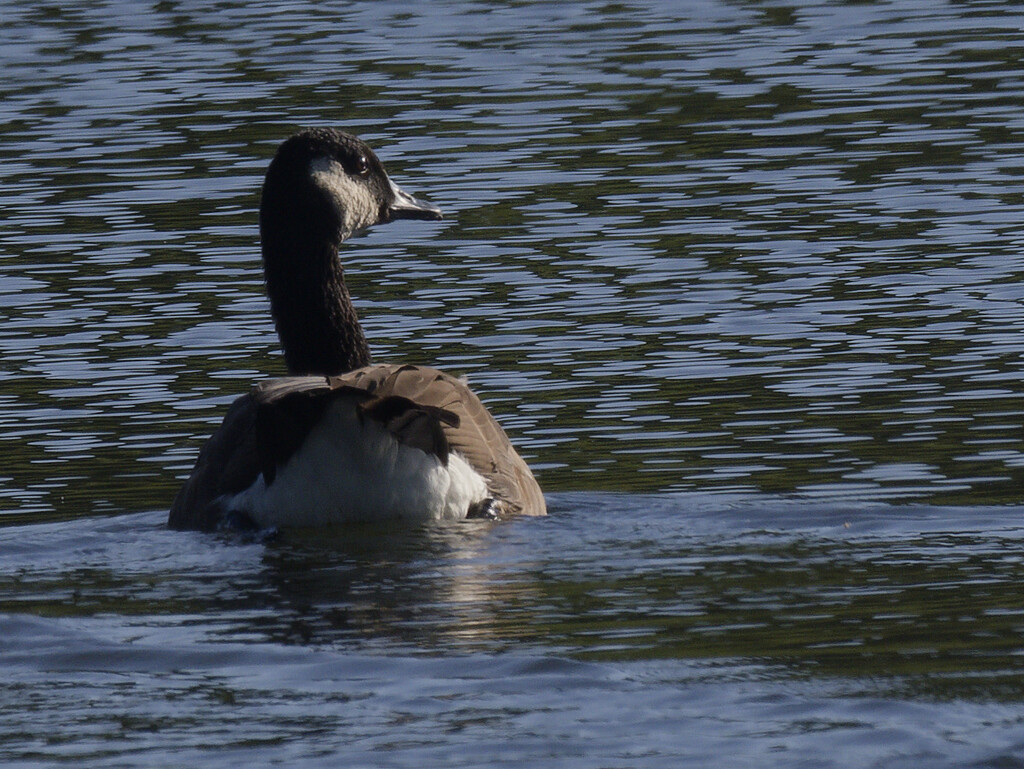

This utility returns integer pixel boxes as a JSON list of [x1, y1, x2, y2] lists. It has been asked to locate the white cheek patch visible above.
[[308, 156, 381, 237]]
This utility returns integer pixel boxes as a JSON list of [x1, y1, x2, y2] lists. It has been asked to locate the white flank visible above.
[[225, 398, 488, 528]]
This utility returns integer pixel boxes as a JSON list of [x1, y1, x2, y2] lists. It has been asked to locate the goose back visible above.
[[168, 364, 545, 531]]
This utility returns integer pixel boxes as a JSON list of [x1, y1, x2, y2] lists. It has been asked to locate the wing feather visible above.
[[337, 364, 546, 517]]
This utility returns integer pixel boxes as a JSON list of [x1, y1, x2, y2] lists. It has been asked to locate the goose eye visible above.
[[353, 155, 370, 177]]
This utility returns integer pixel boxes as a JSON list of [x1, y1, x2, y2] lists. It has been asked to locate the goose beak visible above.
[[387, 180, 443, 222]]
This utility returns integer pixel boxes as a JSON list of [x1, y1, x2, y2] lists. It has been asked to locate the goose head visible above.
[[260, 127, 442, 249]]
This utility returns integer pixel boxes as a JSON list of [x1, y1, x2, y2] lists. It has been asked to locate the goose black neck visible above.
[[260, 234, 373, 377]]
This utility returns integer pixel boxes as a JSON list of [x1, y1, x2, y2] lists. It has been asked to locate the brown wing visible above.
[[168, 376, 328, 531], [168, 388, 260, 531], [336, 364, 546, 517], [168, 366, 545, 530]]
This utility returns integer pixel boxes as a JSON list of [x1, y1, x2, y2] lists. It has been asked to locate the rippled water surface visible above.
[[4, 0, 1024, 765]]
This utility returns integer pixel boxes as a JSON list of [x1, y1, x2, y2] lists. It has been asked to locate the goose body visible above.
[[168, 128, 544, 531]]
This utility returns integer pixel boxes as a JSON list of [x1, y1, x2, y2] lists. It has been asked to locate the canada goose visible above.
[[168, 128, 545, 531]]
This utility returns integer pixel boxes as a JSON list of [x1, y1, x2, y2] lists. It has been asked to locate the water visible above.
[[3, 0, 1024, 765], [4, 500, 1024, 766]]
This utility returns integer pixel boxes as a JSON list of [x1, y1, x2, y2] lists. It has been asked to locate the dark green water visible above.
[[3, 0, 1024, 765]]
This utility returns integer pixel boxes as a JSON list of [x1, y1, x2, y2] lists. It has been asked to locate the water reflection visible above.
[[246, 520, 547, 648]]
